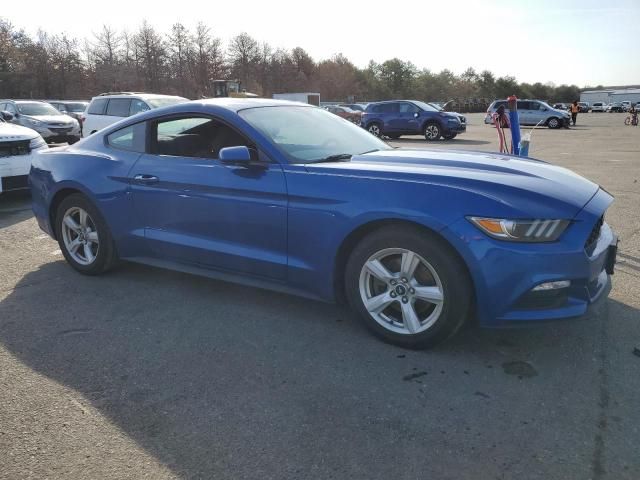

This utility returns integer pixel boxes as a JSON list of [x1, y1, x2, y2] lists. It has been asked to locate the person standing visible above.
[[570, 100, 579, 126]]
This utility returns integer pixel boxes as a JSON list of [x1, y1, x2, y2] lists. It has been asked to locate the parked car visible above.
[[484, 99, 571, 128], [620, 101, 632, 112], [48, 100, 89, 134], [339, 103, 367, 112], [607, 103, 624, 112], [0, 112, 48, 194], [325, 105, 362, 124], [83, 92, 188, 137], [0, 99, 81, 144], [591, 102, 606, 112], [578, 102, 590, 113], [29, 98, 617, 349], [553, 103, 568, 110], [361, 100, 465, 141]]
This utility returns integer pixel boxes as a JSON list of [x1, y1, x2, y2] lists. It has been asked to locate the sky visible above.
[[2, 0, 639, 87]]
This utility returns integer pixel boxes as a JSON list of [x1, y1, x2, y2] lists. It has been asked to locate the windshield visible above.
[[412, 101, 439, 112], [17, 102, 61, 116], [239, 106, 391, 163], [146, 97, 188, 108], [65, 102, 88, 112]]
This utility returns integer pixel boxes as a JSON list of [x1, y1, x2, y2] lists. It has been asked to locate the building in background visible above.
[[580, 87, 640, 105]]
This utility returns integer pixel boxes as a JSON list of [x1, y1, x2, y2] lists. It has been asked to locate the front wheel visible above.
[[624, 116, 631, 126], [424, 123, 441, 141], [345, 227, 472, 349], [547, 117, 561, 129]]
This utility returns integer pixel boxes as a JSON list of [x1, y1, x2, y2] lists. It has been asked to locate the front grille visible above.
[[0, 140, 30, 157], [49, 127, 72, 133], [1, 174, 29, 191], [585, 215, 604, 249]]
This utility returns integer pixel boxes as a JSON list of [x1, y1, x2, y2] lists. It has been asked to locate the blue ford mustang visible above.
[[29, 99, 618, 348]]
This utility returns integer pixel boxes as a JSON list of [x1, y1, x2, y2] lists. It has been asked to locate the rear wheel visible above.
[[367, 123, 382, 137], [345, 227, 472, 349], [624, 116, 631, 126], [424, 123, 441, 141], [55, 193, 117, 275]]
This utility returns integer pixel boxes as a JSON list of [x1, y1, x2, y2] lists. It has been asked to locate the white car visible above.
[[82, 92, 188, 137], [591, 102, 606, 112], [0, 115, 48, 194]]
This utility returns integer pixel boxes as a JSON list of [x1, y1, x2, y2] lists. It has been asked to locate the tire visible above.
[[345, 226, 473, 349], [442, 133, 457, 140], [423, 122, 441, 141], [367, 123, 382, 137], [624, 116, 631, 126], [547, 117, 561, 129], [55, 193, 118, 275]]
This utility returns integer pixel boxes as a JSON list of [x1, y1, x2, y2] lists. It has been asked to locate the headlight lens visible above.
[[29, 136, 47, 150], [468, 217, 570, 242]]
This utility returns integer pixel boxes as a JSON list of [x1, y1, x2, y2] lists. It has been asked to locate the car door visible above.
[[128, 114, 288, 280], [383, 103, 403, 132], [396, 102, 421, 133]]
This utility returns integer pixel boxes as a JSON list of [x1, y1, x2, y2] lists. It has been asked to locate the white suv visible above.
[[82, 92, 188, 137], [591, 102, 606, 112], [0, 113, 48, 194]]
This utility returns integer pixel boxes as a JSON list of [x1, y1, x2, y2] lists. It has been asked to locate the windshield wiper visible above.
[[311, 153, 353, 163]]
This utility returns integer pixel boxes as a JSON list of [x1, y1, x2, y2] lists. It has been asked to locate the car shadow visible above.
[[1, 260, 638, 478], [0, 191, 33, 229]]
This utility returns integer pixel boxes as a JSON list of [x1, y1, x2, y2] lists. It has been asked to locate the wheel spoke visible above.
[[401, 302, 421, 333], [68, 238, 82, 254], [63, 215, 81, 232], [83, 243, 95, 263], [79, 209, 88, 228], [86, 230, 99, 243], [414, 286, 444, 304], [364, 291, 394, 314], [365, 259, 394, 282], [400, 251, 420, 278]]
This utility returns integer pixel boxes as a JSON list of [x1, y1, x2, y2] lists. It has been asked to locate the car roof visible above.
[[90, 93, 186, 101]]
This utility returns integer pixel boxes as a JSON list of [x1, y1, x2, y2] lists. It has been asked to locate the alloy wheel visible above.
[[368, 124, 381, 137], [358, 248, 444, 335], [61, 207, 100, 265]]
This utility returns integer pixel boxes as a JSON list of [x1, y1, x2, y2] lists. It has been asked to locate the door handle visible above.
[[133, 174, 159, 184]]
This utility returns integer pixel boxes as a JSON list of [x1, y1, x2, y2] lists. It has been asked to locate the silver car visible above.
[[0, 100, 81, 144], [484, 99, 571, 129]]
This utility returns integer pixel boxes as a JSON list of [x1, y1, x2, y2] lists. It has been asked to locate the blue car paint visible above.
[[30, 98, 615, 327], [361, 100, 466, 137]]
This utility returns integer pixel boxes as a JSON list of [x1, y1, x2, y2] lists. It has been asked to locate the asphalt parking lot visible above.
[[1, 112, 639, 480]]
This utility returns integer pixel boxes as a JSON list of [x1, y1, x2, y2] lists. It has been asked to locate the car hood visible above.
[[306, 148, 600, 218], [0, 122, 39, 141], [27, 114, 76, 124]]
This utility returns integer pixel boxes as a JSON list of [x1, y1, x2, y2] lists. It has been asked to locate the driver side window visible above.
[[153, 116, 255, 160]]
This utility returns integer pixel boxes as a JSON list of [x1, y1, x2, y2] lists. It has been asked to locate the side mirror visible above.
[[219, 146, 251, 165], [1, 111, 14, 121], [413, 112, 419, 118]]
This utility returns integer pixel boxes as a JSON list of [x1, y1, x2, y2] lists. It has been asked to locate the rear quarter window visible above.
[[87, 98, 108, 115], [106, 122, 147, 153]]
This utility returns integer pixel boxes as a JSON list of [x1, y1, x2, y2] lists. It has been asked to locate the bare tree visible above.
[[228, 32, 260, 92]]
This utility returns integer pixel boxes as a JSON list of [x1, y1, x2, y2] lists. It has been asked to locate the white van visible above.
[[0, 114, 48, 194], [82, 92, 188, 137]]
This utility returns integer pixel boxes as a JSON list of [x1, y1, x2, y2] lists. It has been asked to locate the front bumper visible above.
[[445, 121, 466, 134], [0, 151, 41, 193], [31, 125, 81, 143], [443, 188, 617, 327]]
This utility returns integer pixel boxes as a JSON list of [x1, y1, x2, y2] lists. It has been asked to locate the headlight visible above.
[[468, 217, 570, 242], [26, 117, 43, 126], [29, 136, 47, 150]]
